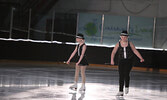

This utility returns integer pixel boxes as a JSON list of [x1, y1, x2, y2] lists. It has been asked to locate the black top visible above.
[[118, 41, 134, 60], [76, 43, 89, 66], [77, 43, 86, 56]]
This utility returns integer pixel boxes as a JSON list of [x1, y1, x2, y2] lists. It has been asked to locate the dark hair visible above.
[[76, 33, 84, 39], [120, 30, 129, 36]]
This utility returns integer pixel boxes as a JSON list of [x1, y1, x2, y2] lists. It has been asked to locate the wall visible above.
[[53, 0, 159, 17], [50, 0, 167, 18], [158, 0, 167, 17], [0, 40, 167, 70]]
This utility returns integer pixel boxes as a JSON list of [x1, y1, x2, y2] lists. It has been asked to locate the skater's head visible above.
[[120, 30, 129, 41], [76, 33, 85, 43], [120, 30, 129, 36]]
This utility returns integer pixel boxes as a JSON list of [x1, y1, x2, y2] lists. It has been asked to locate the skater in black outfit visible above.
[[67, 33, 88, 91], [111, 31, 144, 96]]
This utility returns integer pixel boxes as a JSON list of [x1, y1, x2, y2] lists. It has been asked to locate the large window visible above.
[[78, 13, 102, 45], [0, 8, 160, 49], [155, 18, 167, 49], [78, 13, 154, 48], [103, 15, 128, 46], [129, 16, 154, 47]]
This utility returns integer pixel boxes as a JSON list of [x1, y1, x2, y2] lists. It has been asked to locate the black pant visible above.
[[118, 59, 133, 92]]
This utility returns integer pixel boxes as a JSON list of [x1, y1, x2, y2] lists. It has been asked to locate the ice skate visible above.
[[69, 83, 77, 91], [116, 92, 124, 96], [125, 87, 129, 94], [79, 85, 86, 91]]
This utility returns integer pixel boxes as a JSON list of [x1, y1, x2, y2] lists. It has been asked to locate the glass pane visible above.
[[30, 12, 77, 42], [78, 13, 102, 45], [12, 8, 29, 39], [103, 15, 128, 46], [0, 6, 11, 38], [155, 18, 167, 49], [30, 11, 48, 40], [129, 16, 154, 47], [53, 13, 77, 43]]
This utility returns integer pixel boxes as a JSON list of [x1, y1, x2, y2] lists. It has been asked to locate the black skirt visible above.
[[77, 56, 89, 66]]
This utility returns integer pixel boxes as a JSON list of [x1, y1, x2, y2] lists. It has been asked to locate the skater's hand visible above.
[[111, 60, 114, 65], [140, 58, 144, 63], [66, 60, 70, 64], [76, 62, 79, 66]]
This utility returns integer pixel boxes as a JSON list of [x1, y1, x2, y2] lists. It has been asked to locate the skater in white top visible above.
[[67, 33, 89, 91]]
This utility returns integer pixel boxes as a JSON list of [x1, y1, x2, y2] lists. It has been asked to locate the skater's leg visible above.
[[117, 60, 125, 96], [79, 66, 87, 91], [124, 61, 132, 94], [80, 66, 86, 84], [69, 65, 80, 90], [118, 61, 125, 92], [74, 65, 80, 83], [125, 66, 132, 88], [125, 60, 132, 87]]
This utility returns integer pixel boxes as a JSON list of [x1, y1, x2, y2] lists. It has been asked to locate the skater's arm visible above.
[[67, 46, 77, 64], [111, 43, 119, 65], [76, 45, 86, 65], [130, 42, 144, 62]]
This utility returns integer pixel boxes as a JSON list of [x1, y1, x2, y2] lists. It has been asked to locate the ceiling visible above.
[[0, 0, 59, 28]]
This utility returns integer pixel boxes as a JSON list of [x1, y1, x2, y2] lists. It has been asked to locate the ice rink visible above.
[[0, 61, 166, 100]]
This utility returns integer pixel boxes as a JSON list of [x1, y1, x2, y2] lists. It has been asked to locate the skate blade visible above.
[[69, 87, 77, 91], [79, 90, 85, 94], [116, 95, 124, 97], [79, 89, 85, 92]]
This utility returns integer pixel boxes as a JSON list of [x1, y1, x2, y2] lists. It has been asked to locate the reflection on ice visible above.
[[0, 63, 166, 100]]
